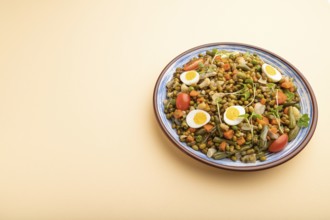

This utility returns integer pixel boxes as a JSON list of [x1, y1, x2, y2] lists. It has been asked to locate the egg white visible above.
[[262, 63, 282, 82], [180, 71, 200, 85], [186, 110, 210, 128], [223, 105, 245, 126]]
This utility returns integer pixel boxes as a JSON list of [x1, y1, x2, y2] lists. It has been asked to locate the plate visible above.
[[153, 42, 318, 171]]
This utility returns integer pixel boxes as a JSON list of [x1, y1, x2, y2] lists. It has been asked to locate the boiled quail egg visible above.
[[180, 70, 200, 85], [262, 63, 282, 82], [186, 109, 210, 128], [223, 105, 245, 126]]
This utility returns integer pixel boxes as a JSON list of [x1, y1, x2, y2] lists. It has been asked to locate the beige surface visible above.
[[0, 0, 329, 219]]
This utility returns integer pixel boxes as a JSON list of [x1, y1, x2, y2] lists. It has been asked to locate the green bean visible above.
[[213, 152, 228, 160], [214, 115, 222, 137], [288, 126, 300, 141], [213, 137, 221, 143], [240, 145, 252, 152], [289, 106, 296, 129], [195, 128, 207, 135], [283, 102, 299, 107]]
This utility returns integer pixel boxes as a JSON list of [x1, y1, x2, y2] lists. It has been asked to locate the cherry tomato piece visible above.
[[176, 93, 190, 110], [268, 133, 289, 153]]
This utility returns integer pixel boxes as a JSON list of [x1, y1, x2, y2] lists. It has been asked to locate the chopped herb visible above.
[[239, 114, 249, 119], [297, 114, 310, 128], [245, 83, 256, 107], [251, 112, 262, 120], [284, 90, 295, 102], [267, 83, 276, 90], [244, 91, 251, 99]]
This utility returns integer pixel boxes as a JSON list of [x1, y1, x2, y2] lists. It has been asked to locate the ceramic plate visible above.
[[153, 42, 318, 171]]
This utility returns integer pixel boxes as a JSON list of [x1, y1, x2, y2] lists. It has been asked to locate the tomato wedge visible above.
[[183, 58, 203, 71], [176, 93, 190, 110], [268, 133, 288, 153]]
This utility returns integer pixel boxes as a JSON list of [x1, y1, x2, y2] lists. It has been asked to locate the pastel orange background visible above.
[[0, 1, 329, 219]]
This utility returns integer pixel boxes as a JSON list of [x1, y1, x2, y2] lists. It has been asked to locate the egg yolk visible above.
[[193, 112, 207, 125], [185, 71, 197, 80], [265, 65, 276, 76], [226, 107, 239, 120]]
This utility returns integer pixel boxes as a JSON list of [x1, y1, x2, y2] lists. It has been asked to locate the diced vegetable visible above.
[[237, 137, 246, 145], [173, 109, 184, 119], [288, 126, 300, 141], [183, 58, 204, 71], [219, 141, 227, 151], [257, 116, 269, 125], [223, 63, 231, 71], [277, 90, 287, 104], [204, 124, 214, 132], [268, 134, 288, 152], [176, 93, 190, 110], [223, 130, 234, 139], [189, 90, 199, 97]]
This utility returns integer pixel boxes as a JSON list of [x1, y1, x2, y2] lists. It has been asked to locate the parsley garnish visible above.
[[267, 83, 276, 90], [284, 90, 295, 102], [297, 114, 310, 128]]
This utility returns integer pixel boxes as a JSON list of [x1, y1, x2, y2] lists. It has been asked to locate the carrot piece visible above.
[[189, 90, 199, 97], [283, 107, 289, 115], [186, 135, 194, 142], [215, 56, 222, 62], [237, 137, 246, 146], [223, 63, 231, 71], [197, 97, 204, 103], [173, 109, 183, 119], [224, 73, 231, 80], [270, 126, 278, 134], [289, 87, 296, 92], [257, 116, 269, 125], [219, 141, 227, 151], [223, 130, 234, 140], [183, 58, 204, 71], [260, 98, 267, 105], [281, 81, 294, 89], [203, 124, 214, 133], [271, 119, 278, 125], [277, 90, 287, 104], [188, 128, 196, 133]]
